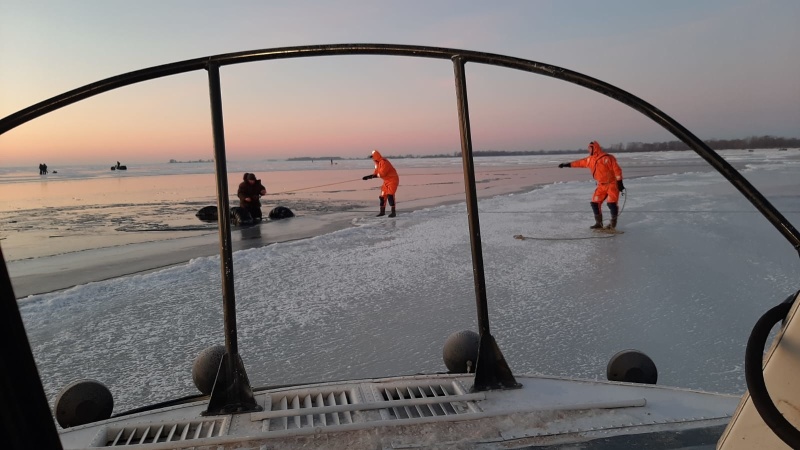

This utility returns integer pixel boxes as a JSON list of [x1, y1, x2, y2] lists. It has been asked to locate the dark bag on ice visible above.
[[268, 206, 295, 220], [195, 206, 218, 222]]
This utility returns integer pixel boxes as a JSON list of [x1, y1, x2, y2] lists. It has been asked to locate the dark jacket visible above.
[[237, 179, 266, 208]]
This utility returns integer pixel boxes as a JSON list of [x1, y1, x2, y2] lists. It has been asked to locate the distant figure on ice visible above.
[[237, 172, 267, 220], [558, 141, 625, 230], [362, 149, 399, 217]]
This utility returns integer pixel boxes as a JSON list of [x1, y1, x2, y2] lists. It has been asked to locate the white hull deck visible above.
[[59, 373, 738, 449]]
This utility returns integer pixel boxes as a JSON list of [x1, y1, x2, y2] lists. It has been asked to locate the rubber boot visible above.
[[590, 214, 603, 229], [388, 206, 396, 218], [376, 207, 385, 217], [606, 216, 618, 230]]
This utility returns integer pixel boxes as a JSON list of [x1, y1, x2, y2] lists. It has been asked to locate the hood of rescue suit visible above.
[[371, 150, 384, 162], [588, 141, 607, 157]]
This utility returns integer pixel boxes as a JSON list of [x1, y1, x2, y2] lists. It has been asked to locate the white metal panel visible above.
[[718, 292, 800, 449]]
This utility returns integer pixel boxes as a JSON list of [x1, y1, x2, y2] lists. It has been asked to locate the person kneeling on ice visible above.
[[237, 172, 267, 220], [362, 149, 400, 217], [558, 141, 625, 230]]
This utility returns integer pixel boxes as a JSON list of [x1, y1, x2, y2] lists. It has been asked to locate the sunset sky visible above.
[[1, 0, 798, 166]]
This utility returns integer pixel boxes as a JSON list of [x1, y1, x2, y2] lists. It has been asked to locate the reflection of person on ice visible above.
[[558, 141, 625, 230], [362, 149, 399, 217]]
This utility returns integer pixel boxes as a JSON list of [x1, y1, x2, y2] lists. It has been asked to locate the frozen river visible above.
[[16, 149, 800, 414]]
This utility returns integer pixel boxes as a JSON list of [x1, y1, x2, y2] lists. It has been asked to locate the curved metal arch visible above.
[[1, 42, 798, 251]]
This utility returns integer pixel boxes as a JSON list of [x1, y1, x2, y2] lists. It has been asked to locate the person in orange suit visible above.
[[362, 149, 400, 217], [558, 141, 625, 229]]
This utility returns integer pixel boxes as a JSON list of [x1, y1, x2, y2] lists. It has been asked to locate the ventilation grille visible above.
[[377, 382, 479, 420], [263, 389, 357, 431], [248, 381, 483, 432], [100, 418, 228, 446]]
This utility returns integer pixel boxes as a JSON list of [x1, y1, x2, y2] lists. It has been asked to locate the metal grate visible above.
[[263, 389, 357, 431], [100, 418, 228, 446], [248, 382, 483, 432], [377, 382, 479, 420]]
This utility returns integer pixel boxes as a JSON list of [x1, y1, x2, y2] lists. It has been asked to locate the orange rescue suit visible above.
[[568, 141, 623, 203], [371, 150, 399, 196]]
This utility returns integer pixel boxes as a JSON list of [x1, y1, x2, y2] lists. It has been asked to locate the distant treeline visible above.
[[285, 135, 798, 161], [605, 135, 800, 153], [392, 135, 800, 158], [287, 156, 344, 161]]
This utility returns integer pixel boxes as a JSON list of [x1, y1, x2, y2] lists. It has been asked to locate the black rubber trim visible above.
[[744, 292, 800, 448]]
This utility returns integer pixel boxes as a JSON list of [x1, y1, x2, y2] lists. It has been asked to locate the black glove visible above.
[[558, 163, 570, 168], [362, 174, 376, 180], [617, 180, 625, 191]]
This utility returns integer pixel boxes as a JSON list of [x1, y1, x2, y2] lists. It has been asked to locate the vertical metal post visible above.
[[208, 63, 240, 362], [452, 56, 520, 391], [0, 247, 64, 449], [452, 60, 491, 334], [203, 63, 261, 414]]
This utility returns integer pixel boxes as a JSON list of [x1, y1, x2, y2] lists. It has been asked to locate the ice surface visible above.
[[17, 150, 800, 414]]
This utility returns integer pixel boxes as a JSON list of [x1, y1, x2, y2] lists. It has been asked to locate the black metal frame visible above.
[[453, 57, 519, 390], [2, 43, 799, 440], [0, 246, 64, 448], [203, 64, 262, 414]]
